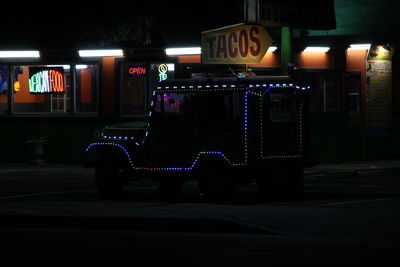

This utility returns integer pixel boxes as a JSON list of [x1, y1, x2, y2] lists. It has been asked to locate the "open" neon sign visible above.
[[128, 65, 147, 77], [29, 67, 65, 94]]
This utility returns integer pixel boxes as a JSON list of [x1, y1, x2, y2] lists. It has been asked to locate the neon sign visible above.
[[158, 64, 168, 82], [128, 65, 147, 77], [13, 81, 20, 92], [29, 67, 65, 94]]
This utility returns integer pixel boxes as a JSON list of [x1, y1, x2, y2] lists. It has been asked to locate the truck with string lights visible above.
[[84, 76, 310, 199]]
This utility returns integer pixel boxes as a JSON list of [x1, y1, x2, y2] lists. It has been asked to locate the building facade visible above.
[[1, 0, 399, 164]]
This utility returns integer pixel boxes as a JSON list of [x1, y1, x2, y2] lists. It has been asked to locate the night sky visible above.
[[1, 1, 243, 50]]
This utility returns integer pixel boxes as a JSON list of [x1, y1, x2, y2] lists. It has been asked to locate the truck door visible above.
[[148, 92, 198, 167], [261, 90, 303, 159], [197, 91, 245, 164]]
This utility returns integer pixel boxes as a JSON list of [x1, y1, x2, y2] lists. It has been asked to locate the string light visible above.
[[86, 81, 309, 171]]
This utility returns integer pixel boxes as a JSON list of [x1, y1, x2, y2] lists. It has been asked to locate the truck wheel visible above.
[[198, 164, 236, 199], [286, 167, 304, 199], [256, 174, 279, 201], [157, 177, 183, 199], [95, 157, 124, 199]]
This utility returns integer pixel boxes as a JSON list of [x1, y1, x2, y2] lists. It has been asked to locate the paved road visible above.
[[1, 164, 400, 266]]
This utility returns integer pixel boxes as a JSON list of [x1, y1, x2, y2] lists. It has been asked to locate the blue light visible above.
[[86, 142, 235, 171], [87, 80, 307, 172]]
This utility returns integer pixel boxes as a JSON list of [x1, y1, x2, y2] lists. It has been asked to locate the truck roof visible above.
[[157, 76, 294, 90]]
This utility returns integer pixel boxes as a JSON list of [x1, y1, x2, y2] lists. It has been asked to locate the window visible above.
[[308, 70, 342, 114], [0, 64, 99, 116], [266, 93, 296, 122], [155, 93, 195, 114], [262, 89, 301, 156], [121, 63, 147, 116], [0, 66, 8, 114], [12, 65, 70, 114], [345, 72, 361, 113], [120, 62, 175, 117], [75, 65, 99, 114], [323, 72, 342, 113]]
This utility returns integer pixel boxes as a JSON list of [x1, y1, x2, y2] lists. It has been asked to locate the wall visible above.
[[102, 57, 118, 117], [308, 0, 400, 36], [296, 51, 331, 69], [178, 51, 280, 68], [249, 51, 280, 68]]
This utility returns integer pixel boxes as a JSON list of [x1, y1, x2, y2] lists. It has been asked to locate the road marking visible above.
[[320, 197, 396, 207], [0, 190, 97, 200]]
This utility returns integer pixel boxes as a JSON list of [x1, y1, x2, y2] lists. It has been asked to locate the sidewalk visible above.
[[1, 159, 400, 178], [305, 159, 400, 177]]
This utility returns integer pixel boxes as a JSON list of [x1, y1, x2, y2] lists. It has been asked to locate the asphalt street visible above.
[[0, 164, 400, 266]]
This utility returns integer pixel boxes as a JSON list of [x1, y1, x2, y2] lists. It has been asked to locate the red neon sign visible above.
[[128, 65, 147, 77], [49, 70, 64, 92]]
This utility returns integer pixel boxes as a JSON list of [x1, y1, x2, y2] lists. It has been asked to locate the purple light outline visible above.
[[86, 89, 249, 171], [86, 83, 306, 171]]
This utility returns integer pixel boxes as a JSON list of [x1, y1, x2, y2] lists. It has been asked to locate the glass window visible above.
[[120, 62, 175, 117], [308, 71, 342, 114], [345, 72, 361, 113], [0, 66, 8, 114], [150, 63, 175, 85], [323, 72, 342, 113], [75, 64, 99, 114], [199, 92, 243, 125], [12, 65, 70, 114], [155, 93, 196, 115], [120, 63, 147, 116], [266, 92, 296, 122]]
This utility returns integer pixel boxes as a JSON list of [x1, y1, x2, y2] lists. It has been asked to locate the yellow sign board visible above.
[[366, 45, 394, 137], [201, 24, 272, 64]]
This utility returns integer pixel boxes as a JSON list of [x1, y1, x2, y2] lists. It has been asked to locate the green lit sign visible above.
[[158, 64, 168, 82], [29, 67, 65, 94]]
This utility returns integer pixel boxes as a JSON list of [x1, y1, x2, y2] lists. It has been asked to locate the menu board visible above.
[[366, 45, 394, 138]]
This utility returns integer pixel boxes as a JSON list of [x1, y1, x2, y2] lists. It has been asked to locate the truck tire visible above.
[[95, 157, 124, 199], [256, 172, 279, 201], [198, 162, 236, 199], [286, 167, 304, 199], [157, 177, 183, 199]]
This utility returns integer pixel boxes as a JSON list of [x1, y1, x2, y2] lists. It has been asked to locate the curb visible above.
[[0, 215, 278, 235], [305, 166, 400, 179]]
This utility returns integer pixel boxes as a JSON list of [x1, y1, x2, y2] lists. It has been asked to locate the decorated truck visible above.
[[84, 76, 310, 199]]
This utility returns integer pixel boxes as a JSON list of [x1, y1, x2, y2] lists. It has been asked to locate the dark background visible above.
[[2, 1, 243, 49]]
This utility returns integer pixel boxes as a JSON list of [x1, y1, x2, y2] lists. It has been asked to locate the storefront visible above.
[[0, 63, 99, 115], [0, 50, 182, 163], [0, 43, 398, 164]]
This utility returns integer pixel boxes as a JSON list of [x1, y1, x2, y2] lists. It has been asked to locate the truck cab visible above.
[[85, 76, 310, 199]]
